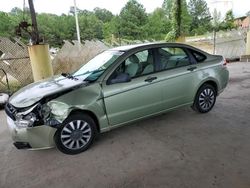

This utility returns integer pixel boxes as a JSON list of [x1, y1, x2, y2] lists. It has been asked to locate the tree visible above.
[[246, 11, 250, 17], [180, 0, 191, 35], [212, 8, 222, 31], [188, 0, 212, 35], [103, 16, 120, 39], [145, 8, 171, 40], [173, 0, 182, 38], [163, 0, 191, 39], [94, 8, 113, 23], [221, 10, 236, 30], [78, 13, 104, 40], [162, 0, 174, 19], [37, 13, 75, 46], [0, 12, 16, 37], [118, 0, 148, 40]]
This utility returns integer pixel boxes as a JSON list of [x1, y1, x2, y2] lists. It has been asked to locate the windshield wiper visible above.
[[61, 73, 78, 80], [73, 69, 105, 78]]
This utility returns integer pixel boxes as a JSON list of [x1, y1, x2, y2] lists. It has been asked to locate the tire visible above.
[[55, 113, 97, 155], [192, 84, 217, 113]]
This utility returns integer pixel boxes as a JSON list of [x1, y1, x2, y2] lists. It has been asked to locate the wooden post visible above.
[[246, 31, 250, 55], [213, 30, 216, 54]]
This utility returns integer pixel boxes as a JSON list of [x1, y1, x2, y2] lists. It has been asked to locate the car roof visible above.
[[108, 42, 210, 56], [109, 43, 157, 51]]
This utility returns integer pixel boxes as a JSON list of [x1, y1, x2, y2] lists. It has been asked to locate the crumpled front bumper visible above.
[[7, 116, 57, 150]]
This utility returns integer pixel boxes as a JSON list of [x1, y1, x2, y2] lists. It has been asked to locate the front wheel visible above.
[[192, 84, 216, 113], [55, 113, 97, 155]]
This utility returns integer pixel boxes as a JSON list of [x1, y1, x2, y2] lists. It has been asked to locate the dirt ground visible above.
[[0, 62, 250, 188]]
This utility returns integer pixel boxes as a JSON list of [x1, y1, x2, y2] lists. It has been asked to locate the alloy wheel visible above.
[[61, 120, 92, 150], [198, 88, 215, 111]]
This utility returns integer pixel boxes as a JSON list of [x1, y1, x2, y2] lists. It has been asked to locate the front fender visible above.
[[47, 83, 109, 132]]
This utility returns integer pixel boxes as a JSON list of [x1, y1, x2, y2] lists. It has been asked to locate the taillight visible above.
[[223, 59, 228, 67]]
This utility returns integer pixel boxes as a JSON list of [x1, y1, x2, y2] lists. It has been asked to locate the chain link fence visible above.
[[186, 28, 248, 60], [0, 37, 32, 93], [52, 40, 109, 75], [0, 38, 113, 93]]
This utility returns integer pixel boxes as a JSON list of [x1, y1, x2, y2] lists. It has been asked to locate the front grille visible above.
[[5, 103, 16, 120], [13, 142, 32, 149]]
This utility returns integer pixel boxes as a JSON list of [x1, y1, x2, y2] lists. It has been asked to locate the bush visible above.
[[165, 31, 176, 42]]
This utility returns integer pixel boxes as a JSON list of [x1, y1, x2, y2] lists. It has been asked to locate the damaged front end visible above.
[[5, 101, 64, 130], [5, 98, 71, 149], [5, 78, 106, 150], [5, 102, 58, 149]]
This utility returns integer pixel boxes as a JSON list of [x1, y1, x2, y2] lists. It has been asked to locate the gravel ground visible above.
[[0, 62, 250, 188]]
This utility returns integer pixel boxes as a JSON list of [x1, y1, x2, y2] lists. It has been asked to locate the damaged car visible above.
[[5, 43, 229, 154]]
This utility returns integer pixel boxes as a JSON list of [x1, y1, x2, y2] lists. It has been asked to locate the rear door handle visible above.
[[187, 66, 197, 71], [145, 76, 157, 83]]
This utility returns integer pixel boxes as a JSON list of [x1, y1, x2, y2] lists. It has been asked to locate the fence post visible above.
[[213, 30, 216, 54], [246, 31, 250, 55]]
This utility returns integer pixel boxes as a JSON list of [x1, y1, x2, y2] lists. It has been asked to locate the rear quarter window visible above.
[[191, 50, 207, 63]]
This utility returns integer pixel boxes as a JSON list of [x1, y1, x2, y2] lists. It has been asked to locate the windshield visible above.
[[73, 50, 123, 82]]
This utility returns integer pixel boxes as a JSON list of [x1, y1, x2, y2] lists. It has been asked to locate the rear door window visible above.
[[157, 47, 190, 70]]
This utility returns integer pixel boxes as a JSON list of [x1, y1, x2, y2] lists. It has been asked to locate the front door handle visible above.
[[145, 76, 157, 83], [187, 66, 197, 71]]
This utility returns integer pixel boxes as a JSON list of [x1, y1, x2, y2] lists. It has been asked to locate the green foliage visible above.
[[173, 0, 182, 38], [165, 30, 176, 42], [212, 9, 222, 31], [163, 0, 191, 39], [103, 16, 120, 39], [78, 13, 104, 40], [94, 8, 113, 23], [188, 0, 212, 35], [180, 0, 192, 35], [162, 0, 174, 19], [37, 14, 75, 46], [145, 8, 171, 40], [1, 0, 234, 46], [118, 0, 148, 40], [221, 10, 236, 30], [0, 12, 13, 37]]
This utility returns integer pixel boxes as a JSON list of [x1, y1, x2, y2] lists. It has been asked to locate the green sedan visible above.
[[5, 43, 229, 154]]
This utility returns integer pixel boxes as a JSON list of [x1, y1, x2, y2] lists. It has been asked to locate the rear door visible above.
[[155, 46, 199, 109]]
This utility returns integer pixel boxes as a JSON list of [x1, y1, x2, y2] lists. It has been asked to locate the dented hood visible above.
[[9, 76, 85, 108]]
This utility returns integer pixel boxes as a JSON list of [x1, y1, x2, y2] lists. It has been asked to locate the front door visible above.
[[102, 49, 162, 127]]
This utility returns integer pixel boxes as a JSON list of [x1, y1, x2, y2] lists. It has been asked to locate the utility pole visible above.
[[74, 0, 81, 44], [176, 0, 181, 39], [28, 0, 39, 44], [27, 0, 53, 81]]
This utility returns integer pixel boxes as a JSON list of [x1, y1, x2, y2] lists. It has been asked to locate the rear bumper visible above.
[[218, 67, 229, 95], [7, 116, 57, 150]]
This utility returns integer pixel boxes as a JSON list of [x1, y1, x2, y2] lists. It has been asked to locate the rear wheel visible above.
[[55, 113, 97, 155], [192, 84, 216, 113]]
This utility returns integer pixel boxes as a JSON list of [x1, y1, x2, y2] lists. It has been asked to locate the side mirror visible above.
[[109, 73, 131, 84]]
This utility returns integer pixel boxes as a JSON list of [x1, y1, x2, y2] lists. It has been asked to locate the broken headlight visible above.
[[15, 112, 37, 129]]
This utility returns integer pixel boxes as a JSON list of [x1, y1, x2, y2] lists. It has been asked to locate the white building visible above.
[[208, 0, 233, 18]]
